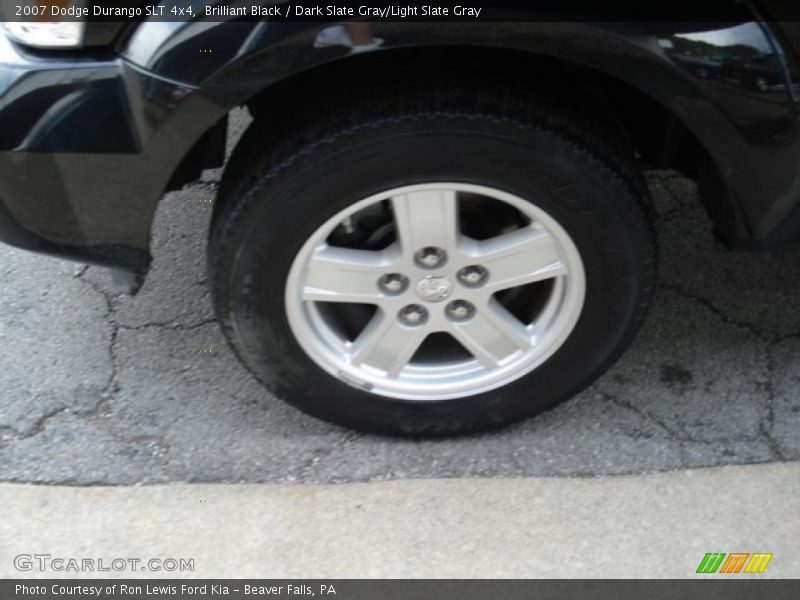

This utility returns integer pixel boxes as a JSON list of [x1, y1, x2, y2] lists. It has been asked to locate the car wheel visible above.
[[209, 87, 656, 436]]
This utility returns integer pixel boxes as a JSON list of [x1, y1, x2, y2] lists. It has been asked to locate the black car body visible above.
[[1, 2, 800, 283], [3, 1, 800, 434]]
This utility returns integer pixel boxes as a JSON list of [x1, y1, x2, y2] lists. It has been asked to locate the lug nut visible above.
[[458, 265, 488, 287], [415, 246, 447, 269], [378, 273, 409, 295], [445, 300, 476, 322], [398, 304, 428, 326]]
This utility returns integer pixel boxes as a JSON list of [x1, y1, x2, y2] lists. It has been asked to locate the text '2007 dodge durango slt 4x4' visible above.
[[2, 1, 800, 435]]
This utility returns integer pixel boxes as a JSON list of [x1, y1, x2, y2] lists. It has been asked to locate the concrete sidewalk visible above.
[[1, 462, 798, 579]]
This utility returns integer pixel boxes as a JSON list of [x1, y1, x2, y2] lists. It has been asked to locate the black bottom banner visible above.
[[4, 580, 800, 600]]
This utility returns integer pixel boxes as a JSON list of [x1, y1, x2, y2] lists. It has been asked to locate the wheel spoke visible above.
[[449, 298, 530, 368], [391, 189, 459, 254], [474, 226, 566, 292], [350, 312, 427, 377], [302, 245, 392, 304]]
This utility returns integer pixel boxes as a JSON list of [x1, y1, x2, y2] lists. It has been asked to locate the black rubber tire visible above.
[[209, 86, 656, 437]]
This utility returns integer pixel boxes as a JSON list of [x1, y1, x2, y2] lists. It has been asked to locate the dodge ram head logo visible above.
[[415, 275, 453, 303]]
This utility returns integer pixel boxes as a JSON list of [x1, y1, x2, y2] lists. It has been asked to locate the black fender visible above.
[[121, 8, 800, 245], [1, 1, 799, 279]]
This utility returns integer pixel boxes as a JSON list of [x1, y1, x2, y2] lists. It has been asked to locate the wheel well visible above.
[[226, 45, 734, 241]]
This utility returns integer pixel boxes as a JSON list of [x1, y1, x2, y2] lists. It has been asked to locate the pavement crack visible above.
[[773, 325, 800, 344], [73, 268, 122, 411], [658, 282, 790, 460], [601, 392, 765, 447], [102, 324, 122, 403], [759, 342, 789, 461], [602, 393, 686, 442], [0, 406, 74, 442], [658, 283, 769, 342], [118, 317, 217, 332], [648, 172, 697, 225], [0, 386, 122, 444]]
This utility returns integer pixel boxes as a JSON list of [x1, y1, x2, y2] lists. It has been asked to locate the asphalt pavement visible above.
[[1, 113, 799, 485]]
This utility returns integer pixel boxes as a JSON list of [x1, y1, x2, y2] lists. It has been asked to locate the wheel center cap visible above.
[[415, 275, 453, 303]]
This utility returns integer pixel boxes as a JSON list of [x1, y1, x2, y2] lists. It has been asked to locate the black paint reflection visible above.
[[661, 22, 797, 98]]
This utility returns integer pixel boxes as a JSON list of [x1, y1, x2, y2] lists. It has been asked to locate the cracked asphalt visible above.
[[1, 114, 799, 484]]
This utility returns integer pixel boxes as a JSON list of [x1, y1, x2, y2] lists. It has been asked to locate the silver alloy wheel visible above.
[[285, 183, 586, 401]]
